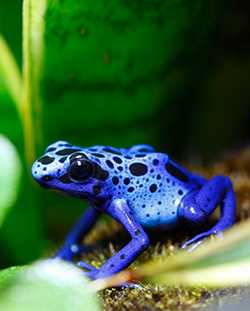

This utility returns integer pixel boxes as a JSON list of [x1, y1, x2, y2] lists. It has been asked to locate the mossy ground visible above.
[[79, 148, 250, 310]]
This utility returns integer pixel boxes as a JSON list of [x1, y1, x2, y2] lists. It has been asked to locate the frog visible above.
[[32, 141, 236, 280]]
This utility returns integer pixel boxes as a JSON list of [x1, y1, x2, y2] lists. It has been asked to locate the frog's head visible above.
[[32, 141, 110, 200]]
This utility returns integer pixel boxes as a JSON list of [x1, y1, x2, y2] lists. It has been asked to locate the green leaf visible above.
[[0, 266, 25, 290], [143, 219, 250, 287], [0, 260, 100, 311], [0, 135, 21, 227], [151, 260, 250, 287], [0, 33, 23, 149], [0, 35, 22, 113], [42, 0, 225, 147]]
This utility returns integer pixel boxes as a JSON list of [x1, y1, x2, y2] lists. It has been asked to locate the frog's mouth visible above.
[[36, 175, 54, 189]]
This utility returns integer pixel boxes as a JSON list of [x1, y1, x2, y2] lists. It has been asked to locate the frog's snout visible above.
[[32, 160, 54, 188]]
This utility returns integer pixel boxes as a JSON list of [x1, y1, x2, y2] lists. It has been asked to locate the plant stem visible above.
[[22, 0, 46, 166]]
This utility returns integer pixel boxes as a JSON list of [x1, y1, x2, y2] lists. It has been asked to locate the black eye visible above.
[[69, 159, 94, 181]]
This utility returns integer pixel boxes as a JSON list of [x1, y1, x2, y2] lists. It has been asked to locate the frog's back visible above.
[[83, 144, 200, 229], [118, 152, 197, 229], [103, 148, 200, 230]]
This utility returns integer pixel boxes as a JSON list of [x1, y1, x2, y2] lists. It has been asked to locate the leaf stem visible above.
[[22, 0, 46, 165]]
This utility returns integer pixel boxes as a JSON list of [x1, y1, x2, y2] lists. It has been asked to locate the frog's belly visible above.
[[130, 186, 190, 230]]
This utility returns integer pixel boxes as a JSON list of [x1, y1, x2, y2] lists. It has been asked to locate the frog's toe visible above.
[[181, 229, 223, 251], [77, 261, 98, 272], [182, 239, 204, 252], [181, 233, 206, 249]]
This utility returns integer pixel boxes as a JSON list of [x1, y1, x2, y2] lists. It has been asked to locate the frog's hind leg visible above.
[[180, 175, 236, 249]]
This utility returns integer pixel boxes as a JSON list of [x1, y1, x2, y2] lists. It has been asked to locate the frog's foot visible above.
[[181, 229, 224, 251], [179, 175, 236, 252]]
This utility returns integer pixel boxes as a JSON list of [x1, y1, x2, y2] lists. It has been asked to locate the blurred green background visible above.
[[0, 0, 249, 269]]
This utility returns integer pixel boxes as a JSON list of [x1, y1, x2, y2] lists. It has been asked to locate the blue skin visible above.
[[32, 141, 236, 280]]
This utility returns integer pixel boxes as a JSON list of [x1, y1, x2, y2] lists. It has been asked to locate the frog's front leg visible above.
[[179, 175, 236, 249], [78, 198, 149, 279], [55, 206, 100, 261]]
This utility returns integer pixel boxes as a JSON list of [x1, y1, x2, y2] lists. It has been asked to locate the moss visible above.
[[79, 147, 250, 310]]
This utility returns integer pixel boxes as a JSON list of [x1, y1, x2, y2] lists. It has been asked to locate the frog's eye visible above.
[[69, 159, 94, 181]]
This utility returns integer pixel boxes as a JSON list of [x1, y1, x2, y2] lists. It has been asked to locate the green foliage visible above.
[[0, 136, 21, 227], [0, 35, 22, 113], [0, 266, 25, 290], [0, 260, 100, 311], [42, 0, 223, 147], [0, 34, 23, 147]]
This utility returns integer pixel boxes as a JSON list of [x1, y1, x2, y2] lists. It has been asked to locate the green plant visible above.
[[0, 260, 100, 311]]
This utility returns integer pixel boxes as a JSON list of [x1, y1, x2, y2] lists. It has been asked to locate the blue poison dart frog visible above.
[[32, 141, 236, 280]]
